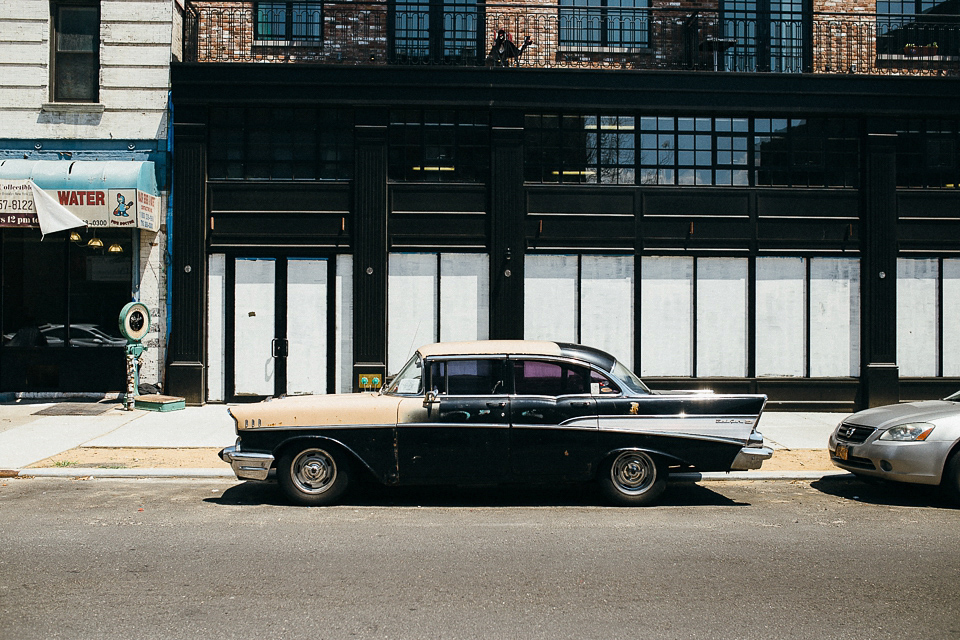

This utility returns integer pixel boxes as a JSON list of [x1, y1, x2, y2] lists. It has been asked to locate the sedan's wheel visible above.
[[941, 452, 960, 506], [278, 446, 349, 506], [599, 450, 666, 506]]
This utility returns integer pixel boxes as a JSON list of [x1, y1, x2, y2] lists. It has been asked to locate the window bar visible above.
[[805, 256, 811, 379], [692, 256, 699, 378]]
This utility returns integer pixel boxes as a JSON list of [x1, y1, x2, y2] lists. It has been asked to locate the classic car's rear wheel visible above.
[[600, 450, 666, 506], [278, 446, 350, 506]]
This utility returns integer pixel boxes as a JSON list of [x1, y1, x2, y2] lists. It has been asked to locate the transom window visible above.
[[524, 114, 635, 184], [208, 107, 353, 180], [255, 2, 323, 41], [388, 110, 490, 182]]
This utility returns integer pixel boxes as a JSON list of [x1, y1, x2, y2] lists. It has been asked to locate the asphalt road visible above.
[[1, 477, 958, 640]]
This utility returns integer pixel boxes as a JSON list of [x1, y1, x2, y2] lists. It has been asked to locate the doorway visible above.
[[208, 254, 353, 402]]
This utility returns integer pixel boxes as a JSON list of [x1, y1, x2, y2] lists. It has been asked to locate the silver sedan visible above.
[[829, 390, 960, 503]]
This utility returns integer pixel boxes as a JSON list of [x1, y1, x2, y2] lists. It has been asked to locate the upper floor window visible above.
[[876, 0, 958, 56], [559, 0, 649, 49], [392, 0, 482, 63], [51, 1, 99, 102], [255, 2, 323, 41], [721, 0, 806, 72]]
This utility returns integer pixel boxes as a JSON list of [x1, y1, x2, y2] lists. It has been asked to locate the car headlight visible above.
[[879, 422, 935, 441]]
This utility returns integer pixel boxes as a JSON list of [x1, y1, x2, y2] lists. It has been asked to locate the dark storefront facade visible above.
[[169, 3, 960, 409]]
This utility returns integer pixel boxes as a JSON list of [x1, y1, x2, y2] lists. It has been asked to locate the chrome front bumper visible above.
[[730, 445, 774, 470], [828, 432, 949, 485], [219, 445, 274, 481]]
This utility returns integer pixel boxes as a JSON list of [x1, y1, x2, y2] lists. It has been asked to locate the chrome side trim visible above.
[[219, 445, 274, 481]]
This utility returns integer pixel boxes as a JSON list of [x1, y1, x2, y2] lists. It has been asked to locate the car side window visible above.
[[430, 359, 504, 396], [591, 370, 621, 395], [513, 360, 591, 397]]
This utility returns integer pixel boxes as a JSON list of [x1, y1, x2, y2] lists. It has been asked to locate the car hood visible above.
[[845, 400, 959, 429], [229, 393, 404, 429]]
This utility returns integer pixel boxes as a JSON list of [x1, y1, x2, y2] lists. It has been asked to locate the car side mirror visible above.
[[423, 390, 438, 408]]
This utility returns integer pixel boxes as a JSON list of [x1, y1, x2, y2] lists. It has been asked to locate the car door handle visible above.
[[570, 401, 592, 407], [486, 401, 506, 408]]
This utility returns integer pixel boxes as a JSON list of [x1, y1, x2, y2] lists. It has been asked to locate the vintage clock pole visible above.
[[118, 302, 151, 411]]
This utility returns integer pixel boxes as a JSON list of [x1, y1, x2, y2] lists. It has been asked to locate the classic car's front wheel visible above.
[[600, 451, 666, 506], [278, 446, 350, 506]]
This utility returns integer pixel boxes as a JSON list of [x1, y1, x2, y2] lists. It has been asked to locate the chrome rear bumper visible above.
[[219, 445, 274, 481], [730, 445, 774, 470]]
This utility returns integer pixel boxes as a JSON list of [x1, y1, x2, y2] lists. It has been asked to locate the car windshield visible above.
[[383, 353, 423, 395], [946, 389, 960, 402], [612, 360, 651, 395]]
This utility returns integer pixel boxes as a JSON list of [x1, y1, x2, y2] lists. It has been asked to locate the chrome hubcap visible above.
[[611, 452, 655, 495], [292, 449, 336, 494]]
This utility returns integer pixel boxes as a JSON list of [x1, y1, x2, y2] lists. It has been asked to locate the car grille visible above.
[[835, 423, 875, 444], [831, 453, 876, 470]]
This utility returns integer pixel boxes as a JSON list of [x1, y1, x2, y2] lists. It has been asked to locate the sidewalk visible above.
[[0, 398, 848, 480]]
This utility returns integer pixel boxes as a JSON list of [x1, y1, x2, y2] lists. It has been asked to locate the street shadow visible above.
[[811, 474, 956, 509], [206, 478, 744, 508]]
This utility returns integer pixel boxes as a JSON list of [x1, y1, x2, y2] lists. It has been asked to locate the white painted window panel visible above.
[[234, 258, 276, 396], [388, 254, 438, 375], [640, 256, 693, 377], [944, 259, 960, 376], [581, 255, 634, 369], [206, 254, 226, 402], [524, 255, 578, 343], [898, 258, 939, 377], [810, 258, 860, 377], [286, 259, 328, 396], [696, 258, 748, 377], [439, 254, 489, 343], [756, 257, 806, 377], [336, 256, 354, 393]]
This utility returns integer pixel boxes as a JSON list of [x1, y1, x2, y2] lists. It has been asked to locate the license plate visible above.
[[835, 443, 849, 461]]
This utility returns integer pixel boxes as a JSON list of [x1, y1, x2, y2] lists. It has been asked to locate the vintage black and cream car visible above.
[[221, 341, 772, 506]]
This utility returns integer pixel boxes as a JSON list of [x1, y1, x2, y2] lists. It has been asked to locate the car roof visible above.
[[416, 340, 617, 371]]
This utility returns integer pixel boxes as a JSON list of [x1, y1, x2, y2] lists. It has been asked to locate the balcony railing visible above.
[[183, 1, 960, 76]]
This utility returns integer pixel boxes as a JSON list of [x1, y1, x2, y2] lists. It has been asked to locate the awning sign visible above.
[[0, 180, 38, 226], [0, 181, 161, 232]]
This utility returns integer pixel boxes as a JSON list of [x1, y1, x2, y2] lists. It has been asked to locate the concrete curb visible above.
[[5, 468, 853, 481], [9, 468, 236, 478]]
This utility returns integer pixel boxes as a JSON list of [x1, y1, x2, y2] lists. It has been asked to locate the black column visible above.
[[861, 133, 899, 408], [489, 113, 525, 340], [165, 121, 207, 404], [352, 115, 388, 390]]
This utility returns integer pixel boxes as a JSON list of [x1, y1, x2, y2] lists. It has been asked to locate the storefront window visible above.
[[2, 229, 131, 349], [2, 231, 66, 348], [68, 229, 132, 347]]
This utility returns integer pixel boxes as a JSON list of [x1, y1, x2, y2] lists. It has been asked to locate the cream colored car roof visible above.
[[416, 340, 563, 358]]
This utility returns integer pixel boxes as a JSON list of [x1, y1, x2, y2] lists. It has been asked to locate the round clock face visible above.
[[129, 311, 145, 333], [119, 302, 151, 342]]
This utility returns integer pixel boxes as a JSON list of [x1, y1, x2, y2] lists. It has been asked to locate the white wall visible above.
[[0, 0, 175, 140], [898, 258, 939, 377]]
